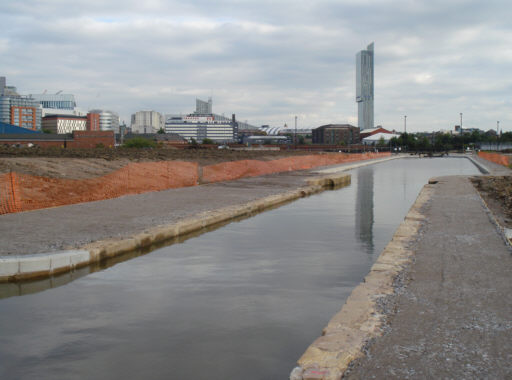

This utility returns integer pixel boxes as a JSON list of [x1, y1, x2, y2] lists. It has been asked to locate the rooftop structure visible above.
[[356, 43, 374, 130], [0, 121, 41, 134], [362, 132, 401, 145], [259, 125, 312, 136], [31, 93, 76, 110], [195, 98, 212, 115]]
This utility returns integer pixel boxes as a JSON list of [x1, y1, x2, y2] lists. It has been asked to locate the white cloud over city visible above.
[[1, 0, 511, 132]]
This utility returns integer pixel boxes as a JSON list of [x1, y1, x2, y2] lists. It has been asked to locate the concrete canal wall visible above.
[[290, 181, 434, 380], [0, 173, 351, 282]]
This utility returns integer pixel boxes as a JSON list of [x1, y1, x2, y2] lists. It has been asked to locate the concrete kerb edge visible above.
[[466, 155, 490, 174], [0, 173, 351, 283], [290, 183, 434, 380], [313, 155, 402, 175]]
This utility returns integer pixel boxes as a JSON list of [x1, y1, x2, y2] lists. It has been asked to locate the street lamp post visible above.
[[404, 115, 407, 133], [294, 115, 297, 149], [497, 120, 500, 151], [460, 113, 463, 153]]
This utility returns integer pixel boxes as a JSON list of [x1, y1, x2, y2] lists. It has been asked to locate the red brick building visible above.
[[10, 106, 37, 130], [0, 130, 115, 148], [312, 124, 360, 145], [86, 112, 100, 131]]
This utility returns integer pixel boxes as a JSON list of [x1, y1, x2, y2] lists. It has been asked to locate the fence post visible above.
[[9, 171, 20, 213]]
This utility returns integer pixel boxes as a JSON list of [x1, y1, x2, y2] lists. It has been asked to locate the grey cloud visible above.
[[1, 0, 511, 131]]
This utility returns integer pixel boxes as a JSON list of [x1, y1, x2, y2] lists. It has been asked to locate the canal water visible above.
[[0, 158, 479, 380]]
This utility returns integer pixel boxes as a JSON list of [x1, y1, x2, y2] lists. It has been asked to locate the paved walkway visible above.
[[344, 171, 512, 378]]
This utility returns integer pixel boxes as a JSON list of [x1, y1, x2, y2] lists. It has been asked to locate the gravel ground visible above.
[[343, 174, 512, 379], [0, 169, 321, 255]]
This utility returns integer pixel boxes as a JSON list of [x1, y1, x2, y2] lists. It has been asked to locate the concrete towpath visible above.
[[342, 172, 512, 378], [0, 156, 397, 257]]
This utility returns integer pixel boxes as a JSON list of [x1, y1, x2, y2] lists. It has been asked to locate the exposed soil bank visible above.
[[0, 152, 389, 214], [0, 145, 313, 168]]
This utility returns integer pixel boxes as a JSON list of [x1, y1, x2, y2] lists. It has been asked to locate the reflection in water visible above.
[[0, 200, 297, 300], [355, 167, 374, 254], [0, 158, 481, 380]]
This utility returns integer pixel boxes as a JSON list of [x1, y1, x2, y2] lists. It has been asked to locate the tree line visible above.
[[387, 130, 511, 152]]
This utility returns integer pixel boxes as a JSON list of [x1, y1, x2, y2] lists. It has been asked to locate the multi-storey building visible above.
[[41, 115, 87, 134], [88, 109, 120, 132], [86, 112, 100, 131], [165, 99, 240, 142], [312, 124, 360, 145], [31, 93, 76, 112], [130, 110, 163, 134], [195, 98, 212, 115], [0, 77, 42, 131], [165, 114, 236, 142], [356, 43, 374, 130]]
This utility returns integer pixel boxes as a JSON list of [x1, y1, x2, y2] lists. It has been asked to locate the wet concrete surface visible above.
[[343, 175, 512, 379]]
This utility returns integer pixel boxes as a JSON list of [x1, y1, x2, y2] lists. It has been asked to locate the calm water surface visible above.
[[0, 158, 479, 380]]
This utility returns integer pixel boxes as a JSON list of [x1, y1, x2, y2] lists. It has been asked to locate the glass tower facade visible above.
[[356, 43, 374, 130]]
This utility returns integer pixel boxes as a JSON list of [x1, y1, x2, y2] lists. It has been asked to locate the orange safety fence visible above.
[[202, 152, 389, 183], [0, 161, 198, 214], [478, 151, 510, 167], [0, 153, 390, 214]]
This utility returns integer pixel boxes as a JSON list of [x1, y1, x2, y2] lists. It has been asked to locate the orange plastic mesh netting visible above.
[[0, 161, 198, 214], [0, 153, 390, 214], [202, 152, 389, 183], [478, 151, 510, 167]]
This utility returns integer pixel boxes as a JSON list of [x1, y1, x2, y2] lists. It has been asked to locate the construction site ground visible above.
[[343, 155, 512, 379], [1, 152, 511, 379], [0, 147, 312, 179]]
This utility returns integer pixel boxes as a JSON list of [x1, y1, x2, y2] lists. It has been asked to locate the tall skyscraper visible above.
[[356, 43, 374, 130]]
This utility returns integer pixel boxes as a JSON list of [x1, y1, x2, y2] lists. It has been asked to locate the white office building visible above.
[[89, 109, 120, 132], [131, 110, 163, 134], [165, 115, 235, 142]]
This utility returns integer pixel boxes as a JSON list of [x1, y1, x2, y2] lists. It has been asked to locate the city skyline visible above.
[[1, 1, 511, 132]]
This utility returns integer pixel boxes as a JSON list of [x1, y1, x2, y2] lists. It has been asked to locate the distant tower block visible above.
[[195, 97, 212, 114], [356, 42, 374, 130]]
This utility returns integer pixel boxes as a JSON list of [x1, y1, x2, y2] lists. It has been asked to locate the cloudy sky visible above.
[[1, 0, 511, 132]]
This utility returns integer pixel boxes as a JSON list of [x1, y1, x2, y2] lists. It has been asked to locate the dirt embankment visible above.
[[0, 149, 390, 215], [0, 146, 312, 178], [472, 176, 512, 228]]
